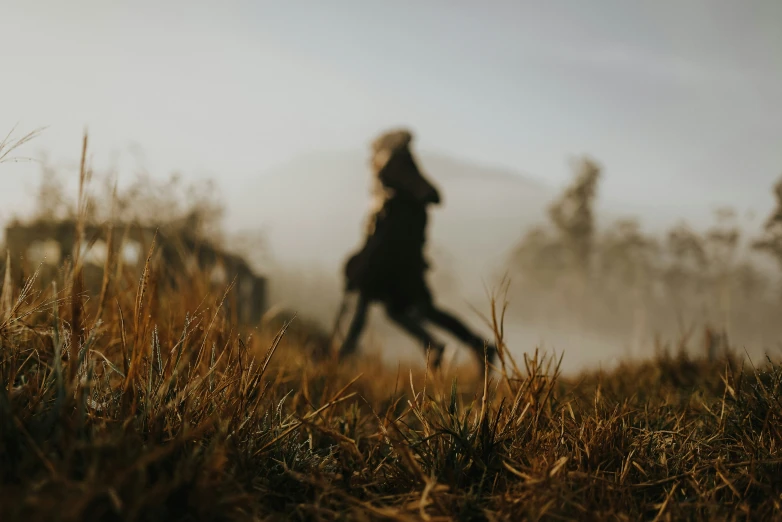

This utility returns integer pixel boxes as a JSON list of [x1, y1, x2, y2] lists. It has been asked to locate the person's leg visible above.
[[338, 293, 370, 359], [384, 306, 446, 369], [424, 305, 497, 369]]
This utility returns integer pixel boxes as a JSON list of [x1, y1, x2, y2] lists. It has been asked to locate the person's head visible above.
[[370, 128, 441, 205]]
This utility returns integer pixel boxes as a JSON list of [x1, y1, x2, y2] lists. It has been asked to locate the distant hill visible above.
[[231, 149, 554, 298], [221, 149, 776, 366]]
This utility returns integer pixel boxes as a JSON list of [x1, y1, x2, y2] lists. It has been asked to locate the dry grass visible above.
[[1, 135, 782, 521], [0, 125, 47, 165], [1, 236, 782, 522]]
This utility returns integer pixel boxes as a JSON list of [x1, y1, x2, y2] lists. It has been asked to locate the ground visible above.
[[1, 250, 781, 521]]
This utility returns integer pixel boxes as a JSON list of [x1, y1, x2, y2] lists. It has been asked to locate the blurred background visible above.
[[2, 0, 781, 373]]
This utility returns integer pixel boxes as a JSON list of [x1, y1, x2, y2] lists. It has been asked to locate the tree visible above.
[[33, 155, 71, 222], [703, 207, 741, 333], [504, 157, 602, 328], [753, 176, 782, 271], [547, 157, 601, 277], [598, 218, 659, 291]]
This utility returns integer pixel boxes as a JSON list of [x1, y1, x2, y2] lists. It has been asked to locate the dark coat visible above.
[[344, 192, 434, 313]]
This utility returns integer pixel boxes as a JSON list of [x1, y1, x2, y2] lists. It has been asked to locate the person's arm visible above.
[[344, 205, 391, 289]]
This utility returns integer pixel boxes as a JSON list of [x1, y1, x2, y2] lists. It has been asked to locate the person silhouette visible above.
[[334, 128, 498, 372]]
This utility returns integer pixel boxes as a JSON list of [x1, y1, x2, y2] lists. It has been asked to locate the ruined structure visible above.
[[2, 219, 267, 326]]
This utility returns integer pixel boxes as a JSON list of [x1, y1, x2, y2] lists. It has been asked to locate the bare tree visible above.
[[753, 176, 782, 271], [547, 157, 601, 277]]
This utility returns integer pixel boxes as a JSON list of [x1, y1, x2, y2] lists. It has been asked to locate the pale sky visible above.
[[2, 0, 781, 231]]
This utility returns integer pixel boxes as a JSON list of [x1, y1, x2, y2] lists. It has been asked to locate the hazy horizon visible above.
[[2, 1, 782, 371], [2, 1, 781, 230]]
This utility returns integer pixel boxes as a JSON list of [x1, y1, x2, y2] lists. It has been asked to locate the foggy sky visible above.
[[2, 0, 781, 232]]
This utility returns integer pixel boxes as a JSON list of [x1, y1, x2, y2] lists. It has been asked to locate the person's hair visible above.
[[370, 129, 414, 173]]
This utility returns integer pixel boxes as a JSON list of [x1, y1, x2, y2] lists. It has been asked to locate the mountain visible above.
[[229, 150, 554, 298]]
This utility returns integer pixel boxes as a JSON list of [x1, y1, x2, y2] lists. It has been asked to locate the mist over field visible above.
[[2, 2, 780, 377], [4, 3, 782, 520], [6, 140, 782, 376]]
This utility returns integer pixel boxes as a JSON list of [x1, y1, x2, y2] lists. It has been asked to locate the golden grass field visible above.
[[1, 133, 782, 521], [2, 237, 781, 522]]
